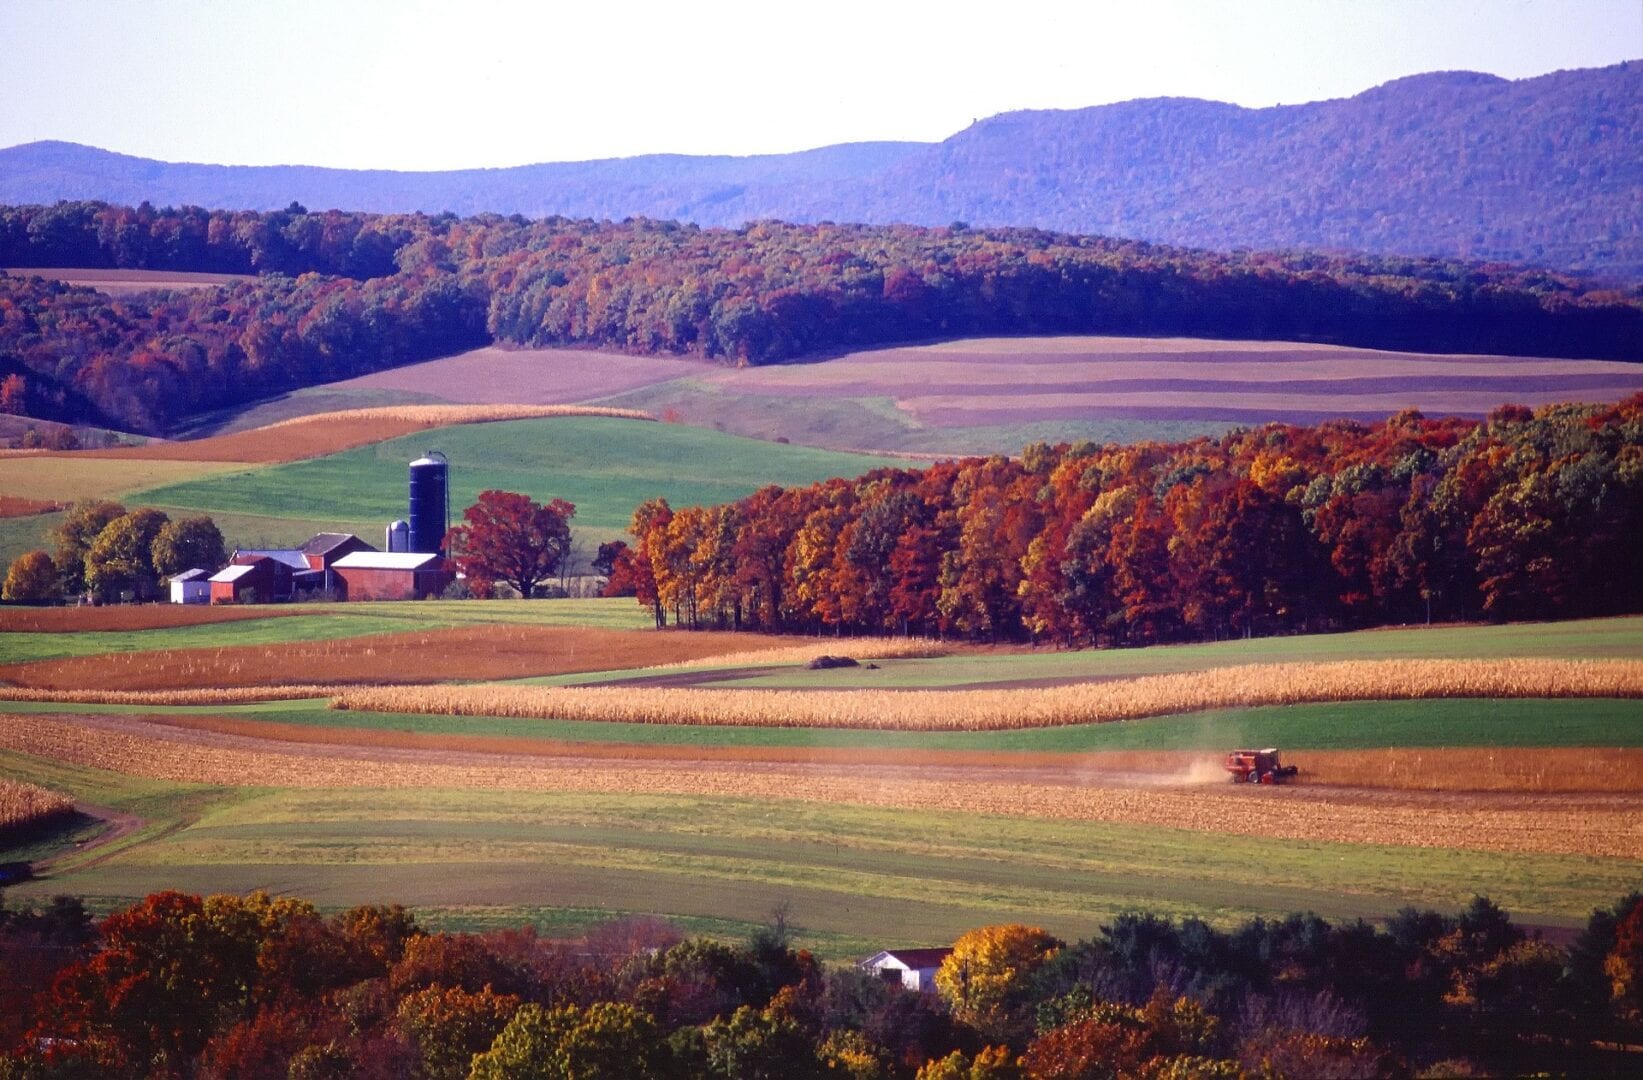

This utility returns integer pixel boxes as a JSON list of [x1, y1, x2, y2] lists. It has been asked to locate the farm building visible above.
[[168, 568, 210, 605], [330, 551, 452, 601], [209, 556, 291, 605], [860, 948, 952, 993], [301, 532, 374, 571]]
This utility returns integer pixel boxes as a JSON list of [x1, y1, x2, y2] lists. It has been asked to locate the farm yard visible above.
[[1, 603, 1640, 954]]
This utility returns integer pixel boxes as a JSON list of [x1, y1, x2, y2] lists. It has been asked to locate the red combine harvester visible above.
[[1224, 748, 1299, 784]]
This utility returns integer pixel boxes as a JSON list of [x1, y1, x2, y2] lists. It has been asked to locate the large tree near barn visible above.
[[445, 490, 575, 599]]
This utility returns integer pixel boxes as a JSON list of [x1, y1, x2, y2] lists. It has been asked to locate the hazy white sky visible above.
[[2, 0, 1638, 170]]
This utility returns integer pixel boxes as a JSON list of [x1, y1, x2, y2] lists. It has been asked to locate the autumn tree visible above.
[[2, 549, 59, 602], [84, 507, 171, 602], [936, 925, 1063, 1042], [467, 1002, 671, 1080], [51, 498, 126, 595], [152, 515, 228, 577], [444, 489, 575, 599]]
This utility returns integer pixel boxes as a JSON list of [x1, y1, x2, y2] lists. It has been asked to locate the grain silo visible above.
[[407, 452, 449, 555], [385, 519, 410, 553]]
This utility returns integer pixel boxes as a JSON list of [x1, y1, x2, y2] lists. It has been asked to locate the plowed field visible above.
[[0, 625, 798, 690], [2, 711, 1636, 858], [0, 604, 297, 633]]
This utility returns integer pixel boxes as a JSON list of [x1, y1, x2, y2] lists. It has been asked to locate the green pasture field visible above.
[[129, 416, 914, 536], [2, 750, 1635, 958], [681, 615, 1643, 690], [0, 598, 652, 663], [3, 697, 1637, 752], [596, 377, 1231, 456]]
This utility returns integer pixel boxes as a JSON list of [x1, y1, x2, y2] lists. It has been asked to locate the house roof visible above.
[[208, 564, 258, 583], [234, 549, 307, 570], [301, 532, 370, 556], [332, 551, 443, 571], [170, 568, 210, 582], [866, 947, 953, 970]]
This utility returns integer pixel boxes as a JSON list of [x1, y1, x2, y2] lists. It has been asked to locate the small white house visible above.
[[860, 947, 953, 993], [168, 568, 210, 605]]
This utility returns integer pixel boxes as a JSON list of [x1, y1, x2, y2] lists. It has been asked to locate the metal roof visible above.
[[865, 948, 953, 970], [169, 568, 210, 582], [208, 564, 258, 583], [300, 532, 367, 556], [332, 551, 443, 571], [234, 549, 308, 569]]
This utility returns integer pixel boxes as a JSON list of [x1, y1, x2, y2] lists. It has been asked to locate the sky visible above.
[[1, 0, 1638, 171]]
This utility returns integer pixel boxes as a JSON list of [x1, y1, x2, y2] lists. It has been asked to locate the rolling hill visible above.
[[3, 62, 1638, 276]]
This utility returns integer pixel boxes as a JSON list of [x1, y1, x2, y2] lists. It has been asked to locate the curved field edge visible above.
[[330, 658, 1643, 731], [0, 750, 1636, 956]]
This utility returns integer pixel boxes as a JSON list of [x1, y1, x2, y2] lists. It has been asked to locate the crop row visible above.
[[332, 658, 1643, 731], [0, 778, 75, 836]]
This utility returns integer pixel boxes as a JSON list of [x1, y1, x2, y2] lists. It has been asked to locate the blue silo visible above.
[[407, 451, 449, 555]]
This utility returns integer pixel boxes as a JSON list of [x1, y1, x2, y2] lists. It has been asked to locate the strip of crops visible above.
[[0, 685, 339, 705], [0, 778, 76, 840], [333, 658, 1643, 731], [1, 712, 1636, 857]]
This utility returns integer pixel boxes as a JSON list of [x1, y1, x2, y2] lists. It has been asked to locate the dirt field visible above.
[[703, 337, 1643, 426], [0, 496, 65, 519], [0, 604, 299, 633], [127, 712, 1643, 794], [0, 625, 802, 690], [321, 346, 710, 405], [2, 711, 1635, 858]]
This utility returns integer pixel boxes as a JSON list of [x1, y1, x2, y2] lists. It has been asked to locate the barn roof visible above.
[[170, 568, 210, 582], [301, 532, 369, 556], [208, 564, 258, 583], [332, 551, 443, 571], [234, 549, 307, 570], [866, 947, 953, 970]]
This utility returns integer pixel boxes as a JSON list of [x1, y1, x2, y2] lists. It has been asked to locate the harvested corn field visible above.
[[0, 711, 1636, 858], [123, 712, 1643, 794], [0, 625, 799, 691], [333, 658, 1643, 731]]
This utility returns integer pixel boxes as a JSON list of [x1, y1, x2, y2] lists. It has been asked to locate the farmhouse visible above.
[[208, 556, 290, 605], [167, 568, 210, 605], [860, 947, 953, 993], [330, 551, 452, 601]]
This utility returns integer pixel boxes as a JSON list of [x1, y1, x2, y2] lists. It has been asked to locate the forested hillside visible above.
[[616, 397, 1643, 640], [2, 62, 1637, 276], [2, 202, 1639, 435]]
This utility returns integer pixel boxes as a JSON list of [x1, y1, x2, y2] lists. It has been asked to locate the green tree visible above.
[[50, 498, 126, 595], [151, 515, 227, 577], [84, 507, 170, 601], [467, 1002, 670, 1080], [2, 550, 59, 602]]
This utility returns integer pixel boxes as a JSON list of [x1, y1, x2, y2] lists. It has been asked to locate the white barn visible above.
[[860, 947, 953, 993], [168, 568, 210, 605]]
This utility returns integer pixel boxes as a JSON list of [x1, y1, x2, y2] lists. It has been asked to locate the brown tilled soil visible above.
[[0, 496, 66, 519], [2, 711, 1637, 858], [58, 415, 456, 463], [131, 713, 1643, 794], [0, 604, 301, 633], [0, 625, 795, 690]]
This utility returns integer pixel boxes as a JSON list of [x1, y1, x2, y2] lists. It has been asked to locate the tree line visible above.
[[606, 396, 1643, 640], [0, 888, 1638, 1077], [2, 500, 226, 604], [1, 201, 1639, 435]]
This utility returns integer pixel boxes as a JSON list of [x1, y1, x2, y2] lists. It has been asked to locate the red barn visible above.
[[300, 532, 374, 571], [330, 552, 452, 601], [208, 556, 290, 605]]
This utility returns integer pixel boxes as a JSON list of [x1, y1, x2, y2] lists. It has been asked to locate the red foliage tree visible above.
[[445, 490, 575, 599]]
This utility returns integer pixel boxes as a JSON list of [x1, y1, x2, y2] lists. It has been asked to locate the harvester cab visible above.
[[1223, 748, 1299, 784]]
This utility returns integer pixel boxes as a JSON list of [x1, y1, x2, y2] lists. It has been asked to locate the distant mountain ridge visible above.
[[2, 62, 1638, 276]]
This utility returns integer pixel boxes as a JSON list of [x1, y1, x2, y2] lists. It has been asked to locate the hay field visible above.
[[333, 658, 1643, 731]]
